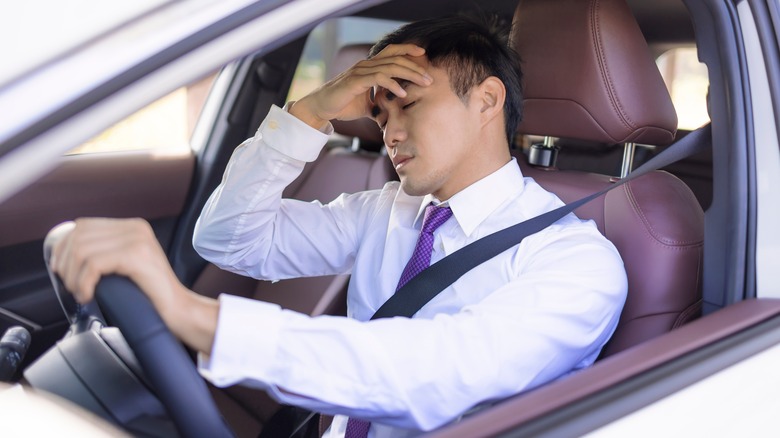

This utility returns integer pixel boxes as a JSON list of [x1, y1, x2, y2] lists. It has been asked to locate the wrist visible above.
[[161, 285, 219, 355], [288, 98, 329, 130]]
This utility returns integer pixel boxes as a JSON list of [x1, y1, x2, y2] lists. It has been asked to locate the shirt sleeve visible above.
[[192, 104, 370, 280], [198, 225, 627, 432]]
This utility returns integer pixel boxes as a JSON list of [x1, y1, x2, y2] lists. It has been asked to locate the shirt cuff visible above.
[[253, 104, 331, 163], [198, 294, 284, 388], [282, 101, 334, 135]]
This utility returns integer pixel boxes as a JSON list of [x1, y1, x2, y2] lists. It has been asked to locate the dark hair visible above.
[[370, 13, 523, 145]]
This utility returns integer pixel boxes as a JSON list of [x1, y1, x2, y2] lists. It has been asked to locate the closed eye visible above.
[[402, 101, 416, 110]]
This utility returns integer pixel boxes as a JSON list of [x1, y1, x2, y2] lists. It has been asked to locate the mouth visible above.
[[392, 155, 413, 170]]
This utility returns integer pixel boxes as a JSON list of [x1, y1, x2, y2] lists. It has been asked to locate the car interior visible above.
[[1, 0, 779, 436]]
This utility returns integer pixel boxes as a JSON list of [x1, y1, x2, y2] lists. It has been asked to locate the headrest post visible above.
[[527, 136, 560, 169], [620, 142, 637, 178], [350, 136, 361, 152]]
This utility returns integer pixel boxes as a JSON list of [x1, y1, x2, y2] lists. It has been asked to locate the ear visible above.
[[475, 76, 506, 126]]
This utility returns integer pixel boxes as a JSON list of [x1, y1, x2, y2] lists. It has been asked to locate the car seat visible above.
[[510, 0, 704, 357]]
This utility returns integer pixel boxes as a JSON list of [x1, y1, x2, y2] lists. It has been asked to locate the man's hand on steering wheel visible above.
[[51, 217, 219, 355]]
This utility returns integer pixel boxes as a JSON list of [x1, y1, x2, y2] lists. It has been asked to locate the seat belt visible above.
[[372, 124, 712, 320]]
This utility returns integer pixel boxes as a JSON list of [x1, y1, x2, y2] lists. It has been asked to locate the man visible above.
[[53, 14, 627, 437]]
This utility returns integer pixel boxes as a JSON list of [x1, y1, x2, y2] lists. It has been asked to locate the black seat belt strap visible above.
[[372, 125, 712, 320]]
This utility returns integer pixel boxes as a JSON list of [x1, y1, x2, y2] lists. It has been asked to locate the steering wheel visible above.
[[44, 222, 234, 438]]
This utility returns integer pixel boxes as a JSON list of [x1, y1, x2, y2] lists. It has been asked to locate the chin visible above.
[[399, 179, 432, 197]]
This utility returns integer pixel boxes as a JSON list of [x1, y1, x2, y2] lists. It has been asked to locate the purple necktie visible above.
[[396, 204, 454, 290], [345, 203, 452, 438]]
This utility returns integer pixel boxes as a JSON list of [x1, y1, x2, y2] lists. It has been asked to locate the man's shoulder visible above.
[[511, 176, 616, 250]]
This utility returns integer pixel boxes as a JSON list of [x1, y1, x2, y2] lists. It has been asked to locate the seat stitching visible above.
[[673, 299, 703, 328], [591, 0, 634, 131], [523, 98, 675, 143], [622, 181, 703, 246]]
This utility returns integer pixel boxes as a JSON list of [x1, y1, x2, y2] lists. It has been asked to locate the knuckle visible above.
[[70, 245, 86, 266], [130, 218, 154, 237]]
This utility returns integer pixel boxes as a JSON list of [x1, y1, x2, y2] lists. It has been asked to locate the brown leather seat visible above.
[[511, 0, 704, 357]]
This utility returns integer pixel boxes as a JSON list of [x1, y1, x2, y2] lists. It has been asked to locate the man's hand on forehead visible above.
[[370, 79, 412, 118], [371, 79, 412, 103], [289, 43, 432, 130]]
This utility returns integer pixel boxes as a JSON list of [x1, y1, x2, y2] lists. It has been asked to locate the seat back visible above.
[[511, 0, 704, 357]]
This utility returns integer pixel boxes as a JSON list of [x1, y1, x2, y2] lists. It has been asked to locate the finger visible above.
[[56, 219, 112, 290], [54, 228, 81, 294], [70, 240, 136, 303], [51, 230, 72, 283], [352, 64, 433, 92], [54, 218, 148, 302], [349, 74, 405, 101], [355, 56, 433, 87], [57, 225, 119, 302], [371, 43, 426, 60], [382, 80, 408, 99], [358, 54, 429, 77]]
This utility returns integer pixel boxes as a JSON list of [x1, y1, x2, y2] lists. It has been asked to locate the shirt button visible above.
[[268, 120, 279, 129]]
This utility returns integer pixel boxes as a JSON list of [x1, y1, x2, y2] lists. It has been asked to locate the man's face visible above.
[[373, 56, 485, 201]]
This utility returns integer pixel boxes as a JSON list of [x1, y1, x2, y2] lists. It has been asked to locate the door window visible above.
[[67, 72, 216, 154], [287, 17, 405, 103], [656, 47, 710, 131]]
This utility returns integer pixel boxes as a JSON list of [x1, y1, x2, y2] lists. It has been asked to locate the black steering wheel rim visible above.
[[94, 275, 233, 438]]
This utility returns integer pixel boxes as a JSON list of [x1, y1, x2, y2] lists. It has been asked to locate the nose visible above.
[[382, 115, 407, 149]]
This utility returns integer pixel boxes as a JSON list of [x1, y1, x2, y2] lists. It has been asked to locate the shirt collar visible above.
[[413, 158, 525, 236]]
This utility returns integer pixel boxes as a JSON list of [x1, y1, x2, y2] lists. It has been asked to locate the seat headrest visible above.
[[511, 0, 678, 146], [326, 43, 384, 147]]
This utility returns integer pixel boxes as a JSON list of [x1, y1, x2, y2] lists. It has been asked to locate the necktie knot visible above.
[[421, 204, 453, 234]]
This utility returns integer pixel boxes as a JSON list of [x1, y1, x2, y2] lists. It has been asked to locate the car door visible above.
[[0, 0, 371, 369], [0, 87, 202, 366]]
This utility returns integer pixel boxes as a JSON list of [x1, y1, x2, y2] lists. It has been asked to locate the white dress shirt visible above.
[[193, 105, 627, 437]]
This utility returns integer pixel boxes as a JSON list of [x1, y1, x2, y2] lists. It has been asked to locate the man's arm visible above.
[[192, 43, 433, 278], [52, 44, 434, 353], [191, 106, 351, 278], [198, 227, 627, 431]]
